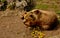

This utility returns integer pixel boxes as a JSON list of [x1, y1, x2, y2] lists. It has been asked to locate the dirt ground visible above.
[[0, 10, 60, 38]]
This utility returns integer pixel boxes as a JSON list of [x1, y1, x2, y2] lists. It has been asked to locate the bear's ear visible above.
[[34, 10, 41, 14]]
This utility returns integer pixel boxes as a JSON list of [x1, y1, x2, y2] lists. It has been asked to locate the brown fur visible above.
[[21, 9, 58, 30]]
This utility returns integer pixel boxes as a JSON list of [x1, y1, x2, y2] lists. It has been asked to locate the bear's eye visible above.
[[30, 15, 34, 18], [30, 15, 35, 20]]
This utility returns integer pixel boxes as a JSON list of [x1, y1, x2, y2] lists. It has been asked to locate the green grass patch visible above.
[[37, 0, 42, 1], [55, 10, 60, 14], [0, 0, 6, 2], [34, 4, 49, 10]]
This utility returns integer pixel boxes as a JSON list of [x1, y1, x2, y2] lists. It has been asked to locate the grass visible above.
[[55, 10, 60, 14], [35, 4, 49, 10], [0, 0, 6, 2]]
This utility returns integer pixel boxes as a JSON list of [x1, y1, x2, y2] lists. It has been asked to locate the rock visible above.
[[15, 1, 27, 9]]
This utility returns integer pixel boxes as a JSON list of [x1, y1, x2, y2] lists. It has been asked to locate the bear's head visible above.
[[21, 9, 42, 27]]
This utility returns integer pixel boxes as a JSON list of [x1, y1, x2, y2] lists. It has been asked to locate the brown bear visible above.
[[21, 9, 58, 30]]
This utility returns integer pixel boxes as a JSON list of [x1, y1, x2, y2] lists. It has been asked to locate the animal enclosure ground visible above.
[[0, 10, 60, 38]]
